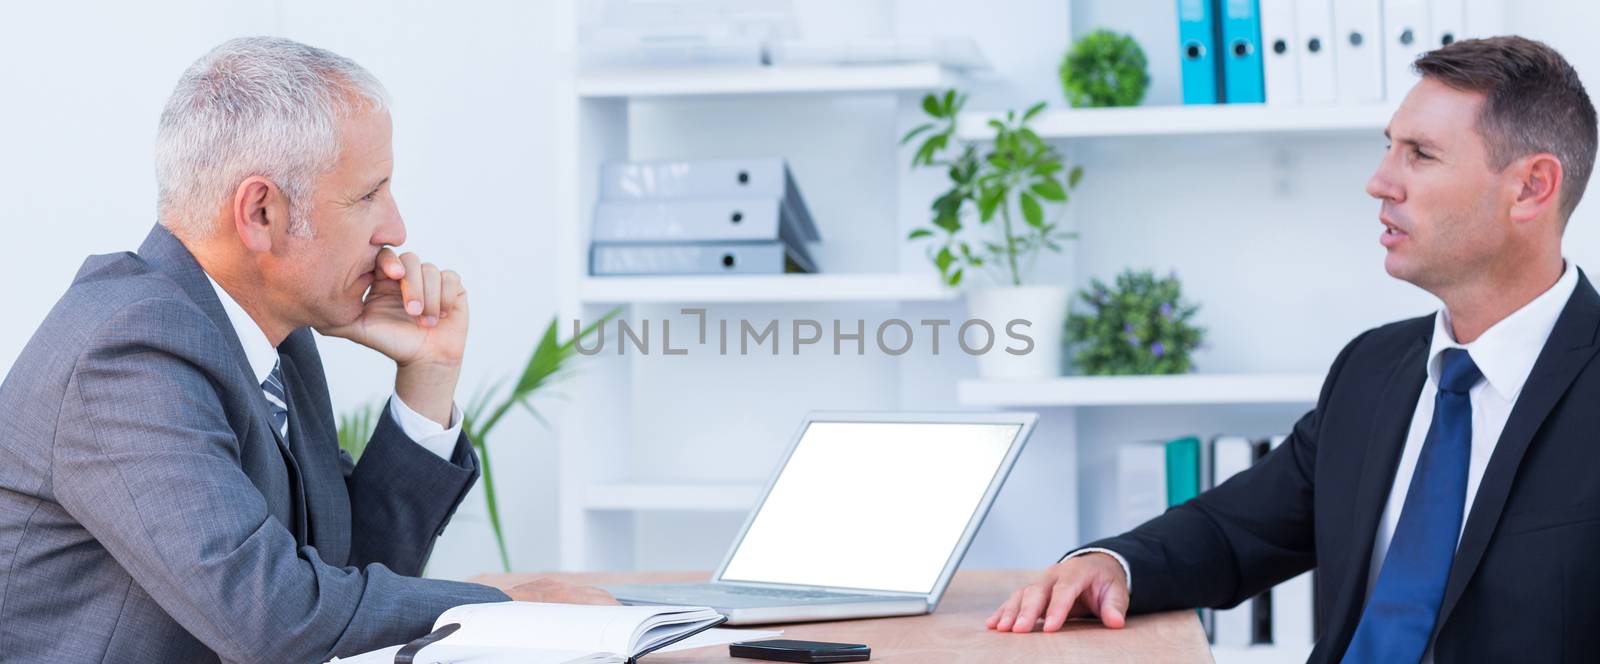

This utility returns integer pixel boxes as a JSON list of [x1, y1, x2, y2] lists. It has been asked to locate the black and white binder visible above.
[[599, 157, 819, 243], [1384, 0, 1431, 101], [592, 196, 816, 249], [1333, 0, 1384, 104], [1262, 0, 1301, 105], [589, 242, 815, 276], [1294, 0, 1338, 104]]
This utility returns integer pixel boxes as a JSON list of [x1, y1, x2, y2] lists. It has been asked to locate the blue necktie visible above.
[[1341, 348, 1481, 664], [262, 359, 289, 441]]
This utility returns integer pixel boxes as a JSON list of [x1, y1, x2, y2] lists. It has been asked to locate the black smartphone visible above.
[[729, 639, 871, 662]]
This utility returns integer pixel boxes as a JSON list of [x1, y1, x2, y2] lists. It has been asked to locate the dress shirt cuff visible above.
[[1062, 547, 1133, 596], [387, 393, 464, 460]]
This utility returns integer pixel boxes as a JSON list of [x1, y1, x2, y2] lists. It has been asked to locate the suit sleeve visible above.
[[343, 403, 482, 575], [1072, 330, 1370, 614], [53, 299, 507, 663]]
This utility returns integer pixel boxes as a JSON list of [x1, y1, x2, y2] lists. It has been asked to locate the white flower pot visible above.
[[965, 285, 1071, 380]]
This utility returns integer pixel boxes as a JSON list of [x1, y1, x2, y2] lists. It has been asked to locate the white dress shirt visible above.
[[205, 275, 464, 459], [1070, 260, 1579, 645], [1369, 259, 1576, 661]]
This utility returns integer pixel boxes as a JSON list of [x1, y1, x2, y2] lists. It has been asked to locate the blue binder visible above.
[[1177, 0, 1223, 104], [1220, 0, 1265, 103]]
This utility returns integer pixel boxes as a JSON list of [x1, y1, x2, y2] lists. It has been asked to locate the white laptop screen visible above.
[[718, 420, 1023, 595]]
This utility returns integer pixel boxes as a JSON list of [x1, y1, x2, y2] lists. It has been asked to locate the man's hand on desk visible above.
[[987, 552, 1129, 633], [505, 578, 619, 606]]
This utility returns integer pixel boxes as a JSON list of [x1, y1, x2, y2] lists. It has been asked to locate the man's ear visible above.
[[1508, 153, 1564, 225], [232, 176, 285, 253]]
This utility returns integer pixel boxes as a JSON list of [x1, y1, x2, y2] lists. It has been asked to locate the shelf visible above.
[[1212, 644, 1315, 664], [957, 104, 1395, 142], [580, 273, 957, 304], [582, 482, 764, 512], [957, 373, 1323, 408], [578, 63, 959, 99]]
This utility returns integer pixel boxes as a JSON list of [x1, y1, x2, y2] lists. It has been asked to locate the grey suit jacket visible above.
[[0, 224, 508, 663]]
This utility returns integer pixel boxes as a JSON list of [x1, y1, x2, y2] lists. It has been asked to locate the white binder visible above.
[[1295, 0, 1338, 104], [1333, 0, 1384, 104], [1268, 434, 1317, 649], [1210, 436, 1258, 648], [1262, 0, 1301, 106], [591, 197, 817, 270], [590, 242, 814, 276], [592, 197, 812, 245], [599, 158, 819, 242], [1384, 0, 1430, 101], [1430, 0, 1466, 49]]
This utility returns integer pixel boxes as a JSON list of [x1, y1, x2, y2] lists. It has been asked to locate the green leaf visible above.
[[914, 133, 949, 166], [1020, 193, 1044, 227], [900, 123, 936, 146], [977, 186, 1005, 221], [907, 228, 934, 240], [935, 246, 955, 273], [921, 93, 940, 117], [1031, 178, 1067, 201], [1022, 100, 1048, 122], [945, 90, 961, 115], [1018, 127, 1044, 150], [950, 268, 964, 286], [1069, 165, 1086, 188]]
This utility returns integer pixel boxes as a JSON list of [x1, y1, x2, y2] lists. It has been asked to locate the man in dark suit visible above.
[[988, 37, 1600, 663], [0, 37, 608, 662]]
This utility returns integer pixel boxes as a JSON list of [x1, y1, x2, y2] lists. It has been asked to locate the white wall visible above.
[[6, 0, 1600, 579]]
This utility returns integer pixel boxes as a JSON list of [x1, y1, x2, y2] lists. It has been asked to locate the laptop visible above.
[[605, 411, 1038, 625]]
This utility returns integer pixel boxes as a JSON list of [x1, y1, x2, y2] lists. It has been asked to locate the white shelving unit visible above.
[[957, 103, 1396, 142], [579, 63, 959, 99], [553, 24, 967, 568], [580, 273, 955, 304], [1212, 645, 1315, 664], [957, 373, 1323, 408]]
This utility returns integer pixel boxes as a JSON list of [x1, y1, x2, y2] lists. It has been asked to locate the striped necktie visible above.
[[262, 359, 289, 441]]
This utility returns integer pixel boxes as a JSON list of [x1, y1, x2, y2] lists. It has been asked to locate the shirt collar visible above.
[[204, 274, 279, 387], [1427, 260, 1579, 401]]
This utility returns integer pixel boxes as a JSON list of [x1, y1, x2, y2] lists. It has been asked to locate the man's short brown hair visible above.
[[1414, 36, 1598, 223]]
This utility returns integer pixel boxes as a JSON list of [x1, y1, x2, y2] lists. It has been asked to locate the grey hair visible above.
[[154, 36, 388, 239]]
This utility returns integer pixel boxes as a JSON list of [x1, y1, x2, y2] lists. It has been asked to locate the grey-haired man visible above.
[[0, 37, 610, 663]]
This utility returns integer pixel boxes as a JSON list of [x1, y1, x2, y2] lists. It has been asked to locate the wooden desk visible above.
[[473, 570, 1211, 663]]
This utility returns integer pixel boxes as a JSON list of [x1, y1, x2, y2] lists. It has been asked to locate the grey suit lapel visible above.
[[137, 222, 311, 543], [137, 224, 256, 385]]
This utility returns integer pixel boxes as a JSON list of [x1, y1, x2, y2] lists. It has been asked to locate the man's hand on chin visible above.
[[317, 247, 468, 427]]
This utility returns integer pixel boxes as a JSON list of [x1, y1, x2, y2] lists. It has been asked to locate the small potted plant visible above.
[[1059, 29, 1150, 108], [903, 90, 1083, 379], [1065, 269, 1205, 375]]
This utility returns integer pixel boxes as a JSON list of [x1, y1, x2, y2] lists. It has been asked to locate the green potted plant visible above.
[[1059, 29, 1150, 108], [338, 310, 616, 572], [902, 89, 1082, 379], [1065, 269, 1205, 375]]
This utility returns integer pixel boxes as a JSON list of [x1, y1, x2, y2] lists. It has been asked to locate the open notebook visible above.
[[328, 602, 772, 664]]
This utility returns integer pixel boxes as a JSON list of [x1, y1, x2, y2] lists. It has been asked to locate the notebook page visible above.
[[433, 602, 714, 655]]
